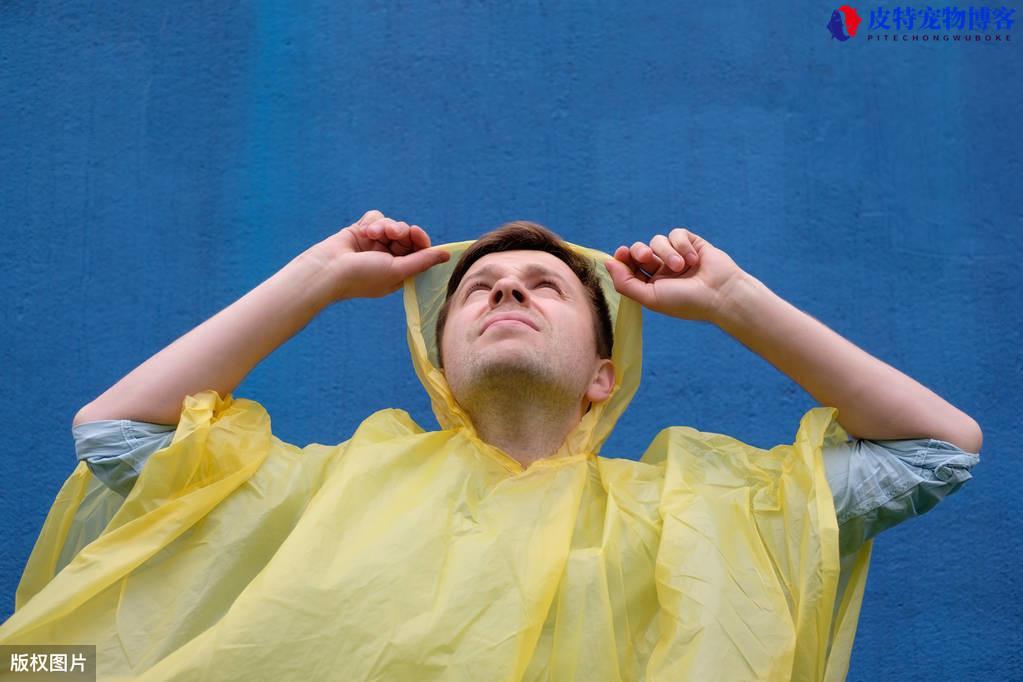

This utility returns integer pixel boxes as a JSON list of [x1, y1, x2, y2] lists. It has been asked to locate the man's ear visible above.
[[585, 358, 616, 405]]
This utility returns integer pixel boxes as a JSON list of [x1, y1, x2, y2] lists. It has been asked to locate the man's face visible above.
[[440, 250, 609, 408]]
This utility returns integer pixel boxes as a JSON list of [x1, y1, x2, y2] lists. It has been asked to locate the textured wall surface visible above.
[[1, 2, 1019, 679]]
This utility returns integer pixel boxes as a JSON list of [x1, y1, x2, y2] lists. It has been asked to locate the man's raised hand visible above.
[[302, 210, 451, 302], [602, 227, 747, 323]]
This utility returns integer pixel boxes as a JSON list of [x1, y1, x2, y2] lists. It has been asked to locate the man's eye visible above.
[[465, 279, 559, 294]]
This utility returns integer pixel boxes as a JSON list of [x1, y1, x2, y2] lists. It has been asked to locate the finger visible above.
[[347, 224, 380, 253], [365, 218, 390, 240], [603, 258, 655, 307], [383, 221, 413, 256], [409, 225, 431, 250], [668, 228, 700, 268], [682, 228, 709, 250], [650, 234, 687, 273], [391, 247, 451, 280], [629, 241, 665, 276], [388, 240, 414, 257], [385, 221, 414, 250], [364, 219, 397, 251], [613, 244, 633, 266], [613, 245, 647, 277], [357, 209, 385, 226]]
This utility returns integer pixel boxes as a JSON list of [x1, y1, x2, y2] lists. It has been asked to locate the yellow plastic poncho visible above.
[[2, 239, 872, 681]]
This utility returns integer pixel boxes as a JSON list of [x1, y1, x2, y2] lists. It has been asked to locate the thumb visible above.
[[392, 247, 451, 280], [604, 258, 654, 307]]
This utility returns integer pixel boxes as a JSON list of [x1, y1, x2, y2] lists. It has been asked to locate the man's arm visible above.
[[711, 273, 983, 453], [73, 255, 336, 427], [73, 211, 449, 427], [603, 228, 983, 454]]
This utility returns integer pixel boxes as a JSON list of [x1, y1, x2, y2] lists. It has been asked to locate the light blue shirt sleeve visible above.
[[822, 436, 980, 556], [72, 419, 177, 497], [71, 419, 980, 556]]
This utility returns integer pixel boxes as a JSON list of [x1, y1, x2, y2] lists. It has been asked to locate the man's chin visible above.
[[470, 352, 550, 383]]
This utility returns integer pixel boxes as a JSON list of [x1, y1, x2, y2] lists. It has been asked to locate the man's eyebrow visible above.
[[461, 263, 570, 287]]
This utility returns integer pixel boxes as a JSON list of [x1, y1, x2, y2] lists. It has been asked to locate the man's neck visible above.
[[459, 377, 584, 469]]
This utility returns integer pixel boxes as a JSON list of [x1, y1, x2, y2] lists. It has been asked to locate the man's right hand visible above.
[[302, 210, 451, 302]]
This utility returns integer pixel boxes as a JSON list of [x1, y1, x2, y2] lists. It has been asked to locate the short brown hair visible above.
[[435, 221, 614, 369]]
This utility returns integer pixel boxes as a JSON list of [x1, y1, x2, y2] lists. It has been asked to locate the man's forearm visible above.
[[73, 253, 337, 427], [711, 272, 983, 453]]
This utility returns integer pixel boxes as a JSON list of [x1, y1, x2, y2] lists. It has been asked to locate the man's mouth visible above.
[[485, 319, 532, 331], [481, 313, 539, 333]]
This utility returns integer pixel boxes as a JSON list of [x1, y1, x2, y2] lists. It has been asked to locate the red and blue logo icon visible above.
[[827, 5, 863, 40]]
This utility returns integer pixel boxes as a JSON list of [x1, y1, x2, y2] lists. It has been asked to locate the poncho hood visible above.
[[403, 238, 642, 462]]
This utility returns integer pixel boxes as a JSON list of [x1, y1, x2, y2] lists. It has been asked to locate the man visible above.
[[2, 210, 980, 680]]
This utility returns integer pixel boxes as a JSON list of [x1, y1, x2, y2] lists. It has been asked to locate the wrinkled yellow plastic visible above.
[[1, 239, 871, 681]]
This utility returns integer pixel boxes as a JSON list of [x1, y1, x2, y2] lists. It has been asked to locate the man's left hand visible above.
[[603, 227, 747, 323]]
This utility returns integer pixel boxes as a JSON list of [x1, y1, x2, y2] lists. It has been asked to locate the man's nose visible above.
[[489, 276, 529, 306]]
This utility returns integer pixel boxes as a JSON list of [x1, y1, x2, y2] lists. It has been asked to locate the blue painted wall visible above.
[[1, 2, 1019, 678]]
